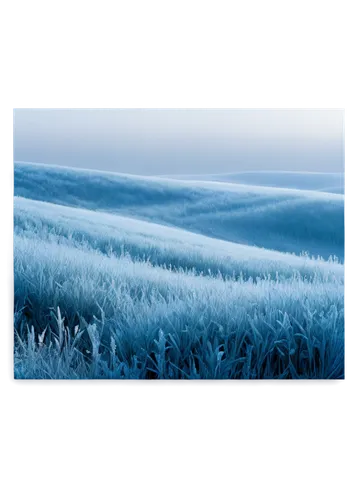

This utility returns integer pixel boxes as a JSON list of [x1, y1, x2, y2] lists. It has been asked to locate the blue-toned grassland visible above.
[[13, 163, 345, 379]]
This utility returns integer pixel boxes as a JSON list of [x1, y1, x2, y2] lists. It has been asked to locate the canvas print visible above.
[[13, 109, 344, 379]]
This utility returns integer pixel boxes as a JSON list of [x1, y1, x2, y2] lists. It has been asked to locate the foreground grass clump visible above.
[[14, 302, 344, 379]]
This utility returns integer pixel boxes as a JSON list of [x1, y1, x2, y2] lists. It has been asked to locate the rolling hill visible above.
[[14, 162, 344, 259], [14, 196, 343, 281]]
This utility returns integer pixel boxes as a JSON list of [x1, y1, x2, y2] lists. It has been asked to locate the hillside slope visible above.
[[14, 196, 343, 281], [14, 162, 344, 259]]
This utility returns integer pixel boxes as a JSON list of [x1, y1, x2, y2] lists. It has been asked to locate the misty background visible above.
[[13, 109, 344, 175]]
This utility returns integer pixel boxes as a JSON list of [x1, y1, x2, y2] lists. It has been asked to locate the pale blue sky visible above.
[[14, 109, 344, 175]]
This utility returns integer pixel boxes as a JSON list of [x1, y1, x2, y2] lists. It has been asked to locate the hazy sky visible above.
[[13, 109, 344, 175]]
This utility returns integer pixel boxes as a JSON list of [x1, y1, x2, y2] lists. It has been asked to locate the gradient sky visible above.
[[13, 109, 344, 175]]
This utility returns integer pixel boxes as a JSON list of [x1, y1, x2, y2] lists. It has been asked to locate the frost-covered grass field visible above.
[[14, 163, 345, 379]]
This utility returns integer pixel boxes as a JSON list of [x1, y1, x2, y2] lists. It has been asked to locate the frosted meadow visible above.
[[13, 161, 344, 379]]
